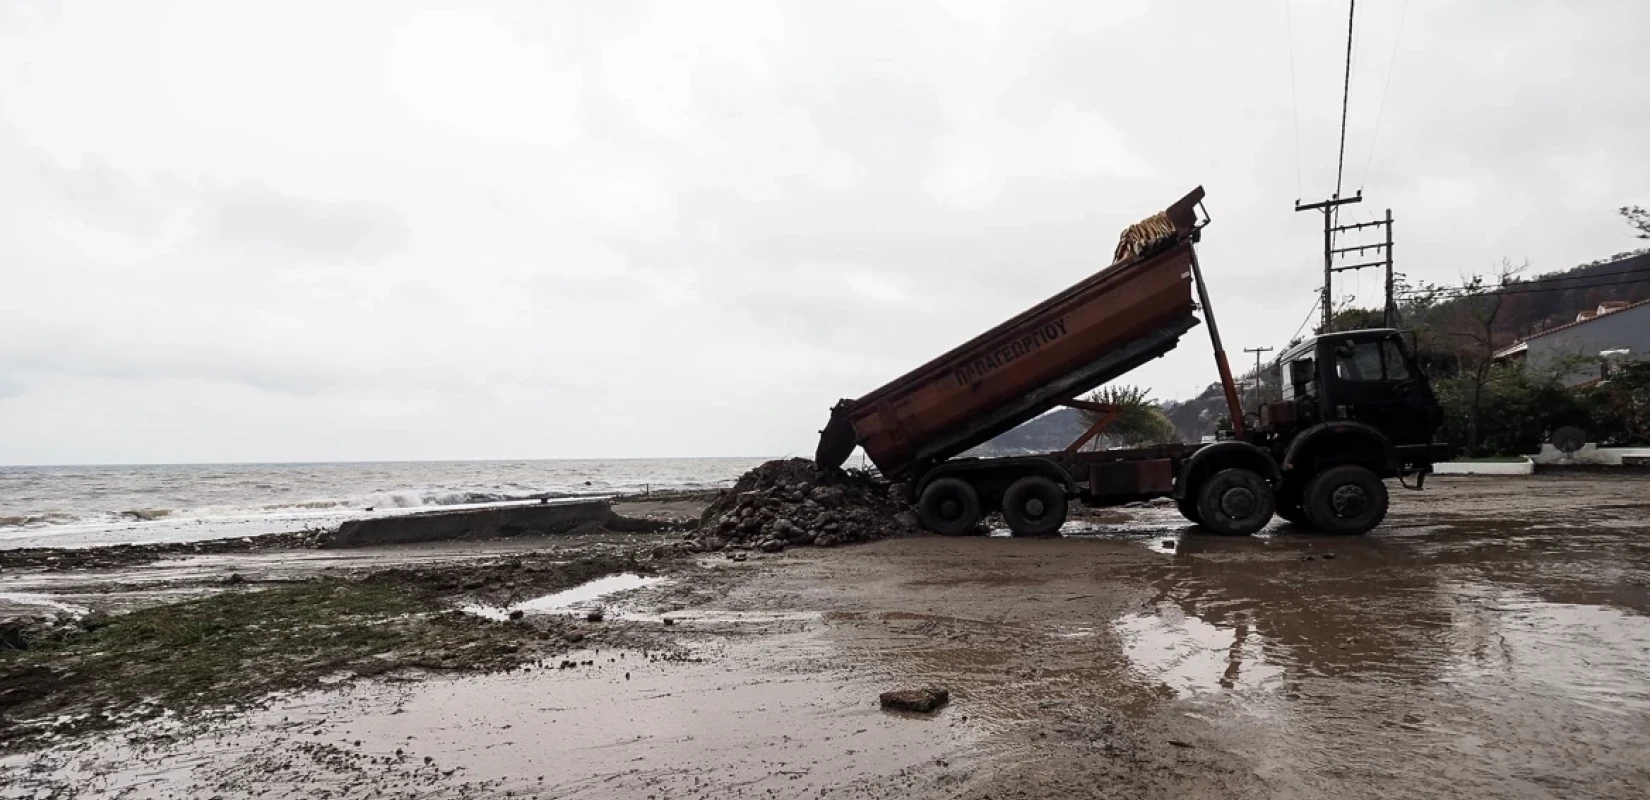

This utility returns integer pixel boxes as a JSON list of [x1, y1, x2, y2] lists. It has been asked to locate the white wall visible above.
[[1530, 443, 1650, 465], [1432, 459, 1534, 476]]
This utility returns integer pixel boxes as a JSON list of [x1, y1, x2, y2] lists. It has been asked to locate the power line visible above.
[[1394, 263, 1650, 295], [1396, 272, 1650, 299], [1288, 292, 1322, 343], [1349, 255, 1363, 308], [1519, 260, 1650, 282], [1333, 0, 1358, 213], [1360, 0, 1411, 189], [1399, 276, 1650, 298]]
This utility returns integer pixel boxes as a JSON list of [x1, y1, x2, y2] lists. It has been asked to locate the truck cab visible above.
[[1251, 328, 1450, 533]]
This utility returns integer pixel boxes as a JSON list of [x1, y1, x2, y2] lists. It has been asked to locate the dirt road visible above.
[[4, 475, 1649, 799]]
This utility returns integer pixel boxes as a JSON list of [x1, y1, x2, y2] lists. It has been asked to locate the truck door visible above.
[[1325, 335, 1436, 448]]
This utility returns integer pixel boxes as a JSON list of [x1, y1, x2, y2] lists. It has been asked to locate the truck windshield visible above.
[[1335, 340, 1410, 382]]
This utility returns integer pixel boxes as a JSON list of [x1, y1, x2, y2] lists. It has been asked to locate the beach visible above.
[[3, 472, 1649, 799]]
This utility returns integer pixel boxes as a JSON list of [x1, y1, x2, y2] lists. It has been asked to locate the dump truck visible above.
[[814, 187, 1450, 536]]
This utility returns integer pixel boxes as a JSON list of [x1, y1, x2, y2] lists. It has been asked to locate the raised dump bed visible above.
[[814, 187, 1450, 539]]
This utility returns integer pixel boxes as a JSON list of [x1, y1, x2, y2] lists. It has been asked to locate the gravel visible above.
[[686, 459, 917, 553]]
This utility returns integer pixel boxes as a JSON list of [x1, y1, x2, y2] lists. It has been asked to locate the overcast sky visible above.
[[2, 0, 1647, 465]]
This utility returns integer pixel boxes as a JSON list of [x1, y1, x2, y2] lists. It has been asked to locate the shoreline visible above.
[[0, 487, 726, 554], [0, 490, 719, 571]]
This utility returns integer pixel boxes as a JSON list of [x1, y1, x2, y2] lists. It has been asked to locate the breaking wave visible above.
[[276, 490, 561, 512], [3, 489, 602, 531], [0, 458, 764, 540], [0, 513, 80, 529]]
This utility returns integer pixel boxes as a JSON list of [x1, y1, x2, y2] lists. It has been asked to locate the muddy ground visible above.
[[3, 476, 1649, 799]]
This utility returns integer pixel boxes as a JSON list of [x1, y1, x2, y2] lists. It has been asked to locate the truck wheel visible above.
[[1174, 495, 1202, 525], [1002, 476, 1068, 536], [918, 478, 983, 536], [1303, 465, 1387, 535], [1195, 468, 1275, 536]]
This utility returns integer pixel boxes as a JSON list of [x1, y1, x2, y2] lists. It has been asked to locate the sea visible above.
[[0, 458, 770, 550]]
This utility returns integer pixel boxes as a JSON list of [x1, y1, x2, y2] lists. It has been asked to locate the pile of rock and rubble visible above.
[[686, 459, 916, 553]]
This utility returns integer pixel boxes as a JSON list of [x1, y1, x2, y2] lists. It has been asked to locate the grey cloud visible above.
[[3, 0, 1648, 464], [9, 127, 409, 264], [194, 179, 410, 262], [0, 341, 347, 397], [28, 148, 181, 236], [631, 176, 1138, 296]]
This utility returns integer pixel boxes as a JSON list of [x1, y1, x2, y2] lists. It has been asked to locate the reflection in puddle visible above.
[[462, 573, 668, 620], [1115, 608, 1281, 694], [1444, 582, 1650, 718], [635, 609, 821, 626], [988, 520, 1188, 544]]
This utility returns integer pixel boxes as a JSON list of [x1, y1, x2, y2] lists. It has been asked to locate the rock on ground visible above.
[[880, 687, 950, 714], [687, 459, 914, 553]]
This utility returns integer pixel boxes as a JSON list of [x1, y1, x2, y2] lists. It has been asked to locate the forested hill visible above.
[[968, 408, 1086, 455], [1487, 250, 1650, 340]]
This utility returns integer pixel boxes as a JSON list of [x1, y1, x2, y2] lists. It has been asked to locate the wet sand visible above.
[[4, 474, 1649, 799]]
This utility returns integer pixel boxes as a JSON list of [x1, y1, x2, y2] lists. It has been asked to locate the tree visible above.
[[1622, 205, 1650, 240], [1322, 306, 1386, 334], [1078, 385, 1179, 448], [1431, 259, 1528, 456]]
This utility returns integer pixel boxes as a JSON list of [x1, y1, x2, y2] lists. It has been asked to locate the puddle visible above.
[[1114, 607, 1281, 695], [986, 521, 1178, 539], [1, 634, 980, 799], [637, 608, 820, 626], [462, 573, 668, 621], [1051, 625, 1096, 639], [1442, 582, 1650, 718]]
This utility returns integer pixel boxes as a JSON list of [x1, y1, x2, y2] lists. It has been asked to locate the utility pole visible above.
[[1296, 192, 1362, 332], [1383, 209, 1395, 326], [1294, 193, 1396, 331], [1243, 346, 1274, 410]]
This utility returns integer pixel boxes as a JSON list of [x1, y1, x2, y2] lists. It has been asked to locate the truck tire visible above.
[[1195, 468, 1275, 536], [1302, 465, 1387, 535], [1002, 476, 1068, 536], [918, 478, 983, 536], [1175, 495, 1202, 526]]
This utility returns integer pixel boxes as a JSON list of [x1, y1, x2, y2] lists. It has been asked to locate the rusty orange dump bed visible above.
[[816, 188, 1206, 480]]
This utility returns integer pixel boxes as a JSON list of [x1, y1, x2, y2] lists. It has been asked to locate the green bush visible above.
[[1436, 365, 1592, 456], [1579, 361, 1650, 446]]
